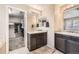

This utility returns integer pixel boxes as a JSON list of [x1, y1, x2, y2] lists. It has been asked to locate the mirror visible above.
[[64, 6, 79, 32], [27, 11, 49, 32], [27, 11, 39, 32]]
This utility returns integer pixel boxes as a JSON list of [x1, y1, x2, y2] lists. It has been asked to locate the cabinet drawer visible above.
[[55, 33, 71, 39], [66, 40, 79, 54]]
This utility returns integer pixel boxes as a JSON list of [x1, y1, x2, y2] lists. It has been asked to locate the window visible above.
[[64, 18, 79, 31]]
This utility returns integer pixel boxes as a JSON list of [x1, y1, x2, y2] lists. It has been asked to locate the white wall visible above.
[[41, 5, 54, 48], [0, 5, 8, 53]]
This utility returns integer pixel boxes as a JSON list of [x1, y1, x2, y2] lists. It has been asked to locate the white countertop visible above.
[[55, 32, 79, 37], [28, 31, 47, 34]]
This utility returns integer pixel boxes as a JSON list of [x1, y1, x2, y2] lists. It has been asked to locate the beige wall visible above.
[[27, 15, 37, 32], [54, 5, 64, 32]]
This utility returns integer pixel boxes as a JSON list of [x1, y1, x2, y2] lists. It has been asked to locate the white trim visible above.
[[5, 6, 9, 54], [5, 5, 27, 54]]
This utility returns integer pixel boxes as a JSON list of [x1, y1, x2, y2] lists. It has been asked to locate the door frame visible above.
[[6, 5, 27, 54]]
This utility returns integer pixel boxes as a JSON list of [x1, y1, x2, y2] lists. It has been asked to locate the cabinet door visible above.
[[66, 40, 79, 54], [27, 33, 30, 50], [55, 37, 66, 53], [66, 37, 79, 54], [30, 34, 36, 51], [43, 32, 47, 45], [36, 33, 43, 48]]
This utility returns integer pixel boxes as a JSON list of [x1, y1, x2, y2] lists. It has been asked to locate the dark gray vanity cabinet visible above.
[[55, 34, 66, 53], [27, 32, 47, 51], [55, 33, 71, 53], [55, 33, 79, 54], [66, 36, 79, 54]]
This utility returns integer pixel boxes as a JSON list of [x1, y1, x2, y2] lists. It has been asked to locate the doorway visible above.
[[8, 7, 26, 52]]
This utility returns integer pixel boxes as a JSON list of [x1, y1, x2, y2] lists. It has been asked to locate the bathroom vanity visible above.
[[27, 31, 47, 51], [55, 32, 79, 54]]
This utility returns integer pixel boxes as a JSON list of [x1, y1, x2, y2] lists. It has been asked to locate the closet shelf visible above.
[[9, 23, 14, 25]]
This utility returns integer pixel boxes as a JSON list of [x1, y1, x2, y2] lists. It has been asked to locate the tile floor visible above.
[[53, 50, 63, 54], [9, 47, 29, 54], [9, 46, 63, 54], [9, 37, 25, 51]]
